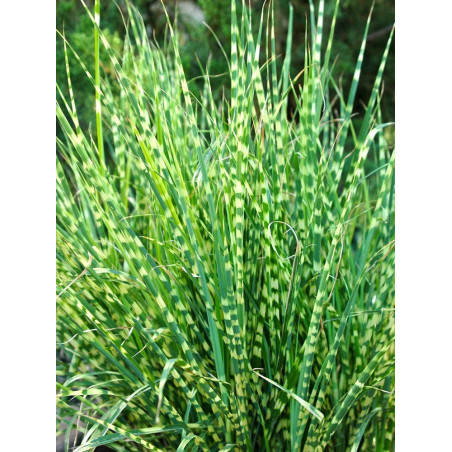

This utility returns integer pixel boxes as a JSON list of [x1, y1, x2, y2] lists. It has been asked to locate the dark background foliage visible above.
[[57, 0, 394, 130]]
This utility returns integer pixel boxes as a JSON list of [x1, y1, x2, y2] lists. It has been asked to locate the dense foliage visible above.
[[56, 1, 395, 450], [57, 0, 394, 126]]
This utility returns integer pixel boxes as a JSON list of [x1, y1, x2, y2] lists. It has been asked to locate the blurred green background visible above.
[[57, 0, 394, 130]]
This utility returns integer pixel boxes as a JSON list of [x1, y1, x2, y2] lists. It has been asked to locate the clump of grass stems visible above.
[[56, 0, 395, 450]]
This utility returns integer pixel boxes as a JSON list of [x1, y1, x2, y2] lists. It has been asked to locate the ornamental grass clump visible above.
[[56, 0, 395, 450]]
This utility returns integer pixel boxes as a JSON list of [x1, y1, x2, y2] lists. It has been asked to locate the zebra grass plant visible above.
[[56, 0, 395, 450]]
